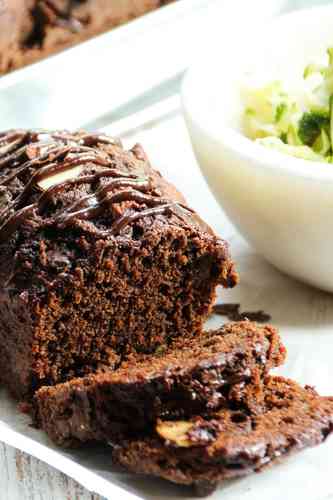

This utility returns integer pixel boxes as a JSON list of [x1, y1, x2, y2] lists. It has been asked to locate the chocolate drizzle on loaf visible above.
[[0, 129, 193, 242]]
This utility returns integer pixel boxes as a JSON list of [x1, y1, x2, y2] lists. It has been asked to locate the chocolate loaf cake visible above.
[[0, 129, 237, 399], [34, 322, 286, 446], [0, 1, 172, 75], [113, 376, 333, 495]]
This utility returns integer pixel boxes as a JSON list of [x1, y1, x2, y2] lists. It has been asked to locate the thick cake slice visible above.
[[113, 377, 333, 496], [34, 322, 285, 447], [0, 129, 237, 399]]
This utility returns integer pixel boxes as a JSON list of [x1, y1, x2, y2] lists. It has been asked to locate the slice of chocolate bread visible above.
[[34, 322, 285, 447], [113, 376, 333, 496], [0, 1, 173, 75], [0, 129, 237, 399]]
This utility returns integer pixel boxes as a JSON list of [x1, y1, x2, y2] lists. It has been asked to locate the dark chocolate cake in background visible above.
[[113, 376, 333, 495], [0, 0, 174, 75], [0, 129, 237, 399]]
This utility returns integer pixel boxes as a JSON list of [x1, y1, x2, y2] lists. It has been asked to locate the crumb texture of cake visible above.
[[113, 376, 333, 494], [33, 321, 285, 446], [0, 129, 237, 399], [0, 1, 173, 75]]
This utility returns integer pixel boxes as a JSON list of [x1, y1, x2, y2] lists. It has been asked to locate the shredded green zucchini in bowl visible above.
[[242, 48, 333, 162]]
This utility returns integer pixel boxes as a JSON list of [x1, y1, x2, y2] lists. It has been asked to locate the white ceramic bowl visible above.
[[182, 5, 333, 293]]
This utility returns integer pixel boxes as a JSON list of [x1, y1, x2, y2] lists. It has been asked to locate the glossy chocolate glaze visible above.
[[0, 129, 193, 242]]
